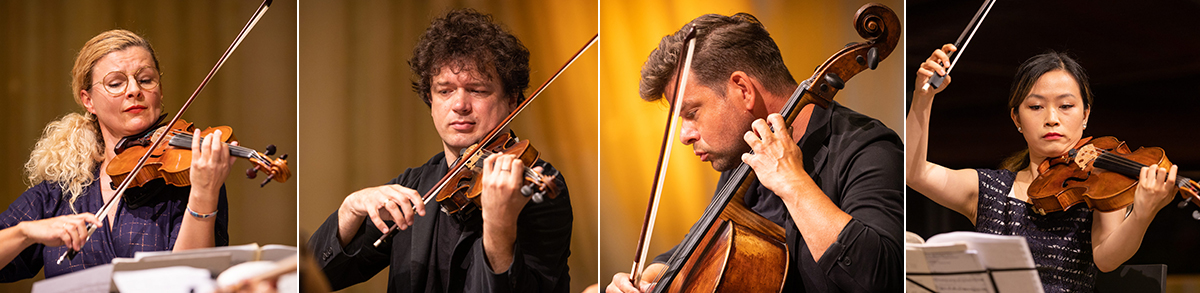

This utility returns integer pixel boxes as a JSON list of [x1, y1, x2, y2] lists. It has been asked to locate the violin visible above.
[[373, 35, 598, 247], [1029, 136, 1200, 215], [631, 4, 900, 292], [107, 116, 290, 189], [436, 131, 559, 217]]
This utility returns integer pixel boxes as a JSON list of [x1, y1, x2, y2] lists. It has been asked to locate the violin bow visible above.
[[373, 34, 598, 247], [922, 0, 996, 90], [59, 0, 274, 264], [629, 26, 697, 284]]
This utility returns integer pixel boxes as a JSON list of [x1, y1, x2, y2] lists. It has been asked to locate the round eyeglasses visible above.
[[91, 66, 161, 96]]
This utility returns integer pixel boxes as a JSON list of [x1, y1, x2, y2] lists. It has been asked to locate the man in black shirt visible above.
[[308, 9, 572, 292], [607, 13, 902, 293]]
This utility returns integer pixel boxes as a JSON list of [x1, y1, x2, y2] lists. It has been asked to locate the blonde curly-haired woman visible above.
[[0, 29, 237, 280]]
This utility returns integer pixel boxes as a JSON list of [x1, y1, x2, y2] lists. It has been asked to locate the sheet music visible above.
[[906, 231, 1044, 293], [33, 244, 299, 292], [111, 266, 215, 293]]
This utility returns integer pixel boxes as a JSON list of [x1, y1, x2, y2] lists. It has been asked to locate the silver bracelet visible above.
[[187, 206, 218, 219]]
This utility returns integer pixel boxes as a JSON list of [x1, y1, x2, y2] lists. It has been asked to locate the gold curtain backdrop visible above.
[[599, 0, 904, 283], [298, 1, 598, 292], [0, 0, 298, 291]]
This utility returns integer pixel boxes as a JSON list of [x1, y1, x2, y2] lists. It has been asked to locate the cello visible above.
[[629, 3, 901, 292]]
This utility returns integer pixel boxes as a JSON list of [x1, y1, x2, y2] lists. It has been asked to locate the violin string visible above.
[[1094, 150, 1151, 176], [472, 148, 544, 182], [1095, 149, 1194, 192], [171, 133, 261, 160]]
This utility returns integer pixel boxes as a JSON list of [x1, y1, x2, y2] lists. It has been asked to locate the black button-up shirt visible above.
[[654, 102, 904, 292], [308, 153, 573, 292]]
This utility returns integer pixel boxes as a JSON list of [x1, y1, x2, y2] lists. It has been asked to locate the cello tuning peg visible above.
[[245, 167, 258, 179], [823, 72, 845, 90], [521, 184, 535, 197], [867, 47, 881, 70], [1179, 200, 1190, 209], [280, 154, 288, 160], [265, 144, 277, 156], [1192, 210, 1200, 221]]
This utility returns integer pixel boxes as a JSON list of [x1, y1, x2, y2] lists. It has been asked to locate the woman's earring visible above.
[[1017, 127, 1022, 133], [1082, 123, 1087, 129]]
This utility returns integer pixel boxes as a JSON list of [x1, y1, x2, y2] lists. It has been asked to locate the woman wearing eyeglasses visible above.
[[0, 30, 237, 280]]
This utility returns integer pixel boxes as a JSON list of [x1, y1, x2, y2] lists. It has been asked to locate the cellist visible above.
[[607, 13, 904, 292], [305, 9, 573, 292]]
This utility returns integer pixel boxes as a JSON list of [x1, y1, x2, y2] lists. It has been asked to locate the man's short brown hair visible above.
[[639, 13, 796, 102]]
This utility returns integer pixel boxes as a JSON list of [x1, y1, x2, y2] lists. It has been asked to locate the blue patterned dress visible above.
[[0, 168, 228, 281], [975, 168, 1096, 292]]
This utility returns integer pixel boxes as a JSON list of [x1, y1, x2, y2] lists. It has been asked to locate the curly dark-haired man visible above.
[[308, 9, 572, 292], [607, 13, 902, 293]]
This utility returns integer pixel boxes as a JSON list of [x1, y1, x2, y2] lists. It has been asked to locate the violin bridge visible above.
[[1074, 144, 1100, 170]]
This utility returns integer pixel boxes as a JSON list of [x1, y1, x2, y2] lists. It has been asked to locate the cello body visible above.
[[668, 201, 788, 293]]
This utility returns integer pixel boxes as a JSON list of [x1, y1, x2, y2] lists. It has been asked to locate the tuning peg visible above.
[[532, 191, 545, 204], [1179, 200, 1190, 209], [1192, 210, 1200, 220], [259, 173, 275, 188], [521, 184, 535, 197], [246, 167, 258, 179], [280, 154, 288, 160], [867, 47, 880, 70], [824, 72, 845, 90], [265, 144, 277, 156]]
